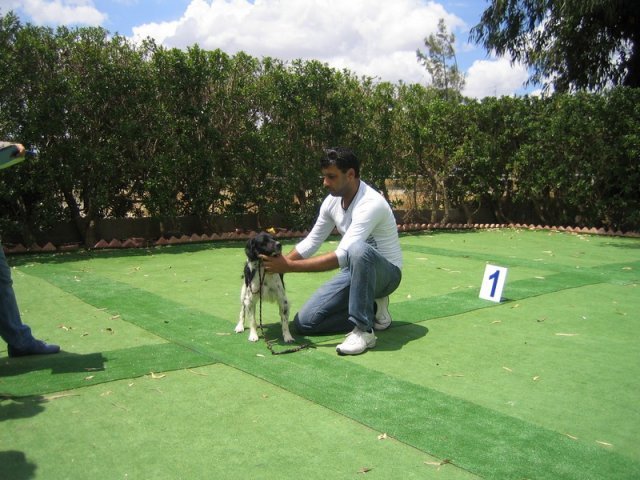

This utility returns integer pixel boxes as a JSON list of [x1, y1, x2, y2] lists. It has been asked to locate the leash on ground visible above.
[[256, 262, 310, 355]]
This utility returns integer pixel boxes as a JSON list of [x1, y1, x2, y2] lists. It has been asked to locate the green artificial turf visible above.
[[1, 229, 639, 479], [2, 364, 478, 480]]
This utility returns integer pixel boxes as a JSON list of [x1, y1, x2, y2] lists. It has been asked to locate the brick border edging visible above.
[[3, 223, 639, 255]]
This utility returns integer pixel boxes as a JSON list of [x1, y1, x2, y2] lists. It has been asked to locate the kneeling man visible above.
[[260, 147, 402, 355]]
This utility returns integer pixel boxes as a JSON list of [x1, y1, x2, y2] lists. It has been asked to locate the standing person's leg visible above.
[[0, 246, 34, 349], [0, 246, 60, 356], [293, 269, 353, 334]]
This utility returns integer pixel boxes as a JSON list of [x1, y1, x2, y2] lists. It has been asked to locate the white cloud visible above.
[[17, 0, 106, 26], [0, 0, 22, 12], [132, 0, 463, 84], [463, 56, 529, 98], [2, 0, 534, 97]]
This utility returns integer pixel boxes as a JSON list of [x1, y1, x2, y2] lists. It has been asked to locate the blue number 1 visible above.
[[488, 270, 500, 298]]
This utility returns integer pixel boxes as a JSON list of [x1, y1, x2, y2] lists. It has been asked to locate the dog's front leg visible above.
[[278, 294, 294, 343], [247, 301, 260, 342], [235, 309, 246, 334], [240, 293, 260, 342], [237, 302, 259, 341], [236, 287, 259, 341], [235, 286, 248, 334]]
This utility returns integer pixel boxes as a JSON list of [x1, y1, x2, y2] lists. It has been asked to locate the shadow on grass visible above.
[[0, 352, 106, 378], [599, 239, 640, 250], [0, 451, 36, 480], [373, 321, 429, 352], [260, 320, 429, 354], [1, 394, 46, 480], [0, 366, 54, 478], [252, 323, 318, 355], [399, 229, 483, 238], [0, 395, 46, 419]]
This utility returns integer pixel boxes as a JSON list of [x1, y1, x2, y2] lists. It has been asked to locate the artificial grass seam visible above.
[[0, 343, 216, 397], [24, 258, 637, 328], [14, 264, 232, 363], [403, 243, 640, 282], [390, 268, 622, 325], [13, 265, 640, 479]]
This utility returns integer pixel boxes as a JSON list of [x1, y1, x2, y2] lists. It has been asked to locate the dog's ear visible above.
[[244, 262, 256, 287], [245, 238, 259, 261]]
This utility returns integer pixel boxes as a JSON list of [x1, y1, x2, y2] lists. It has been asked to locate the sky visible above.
[[0, 0, 537, 98]]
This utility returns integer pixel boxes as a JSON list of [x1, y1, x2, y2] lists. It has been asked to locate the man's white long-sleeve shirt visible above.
[[296, 180, 403, 269]]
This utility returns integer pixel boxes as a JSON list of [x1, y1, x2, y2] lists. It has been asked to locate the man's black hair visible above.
[[321, 147, 360, 177]]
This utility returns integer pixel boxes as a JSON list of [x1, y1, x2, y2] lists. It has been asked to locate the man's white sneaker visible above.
[[336, 328, 376, 355], [374, 296, 392, 331]]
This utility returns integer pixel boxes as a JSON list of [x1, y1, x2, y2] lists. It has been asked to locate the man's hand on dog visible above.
[[12, 144, 26, 157], [260, 253, 290, 273]]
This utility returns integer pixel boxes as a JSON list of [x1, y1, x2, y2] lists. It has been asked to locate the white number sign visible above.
[[479, 264, 508, 302]]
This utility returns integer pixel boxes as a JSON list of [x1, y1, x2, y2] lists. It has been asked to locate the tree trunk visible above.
[[62, 189, 89, 246]]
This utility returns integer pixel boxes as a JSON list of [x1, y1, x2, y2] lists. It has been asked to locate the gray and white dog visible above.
[[235, 232, 294, 343]]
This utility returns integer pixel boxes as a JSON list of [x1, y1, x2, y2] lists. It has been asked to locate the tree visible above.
[[416, 18, 465, 99], [470, 0, 640, 92], [394, 84, 468, 223], [0, 13, 68, 244], [468, 96, 537, 223], [353, 80, 398, 201]]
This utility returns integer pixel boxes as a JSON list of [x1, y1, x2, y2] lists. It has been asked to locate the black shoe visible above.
[[8, 340, 61, 357]]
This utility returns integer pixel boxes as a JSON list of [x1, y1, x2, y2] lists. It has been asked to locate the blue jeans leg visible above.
[[293, 241, 402, 334], [293, 269, 352, 334], [0, 246, 35, 349], [346, 241, 402, 331]]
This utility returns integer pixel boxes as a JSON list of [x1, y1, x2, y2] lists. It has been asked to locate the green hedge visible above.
[[1, 13, 638, 246]]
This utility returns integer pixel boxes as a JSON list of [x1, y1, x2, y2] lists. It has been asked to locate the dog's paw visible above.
[[283, 333, 295, 343], [234, 324, 245, 334], [248, 331, 260, 342]]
